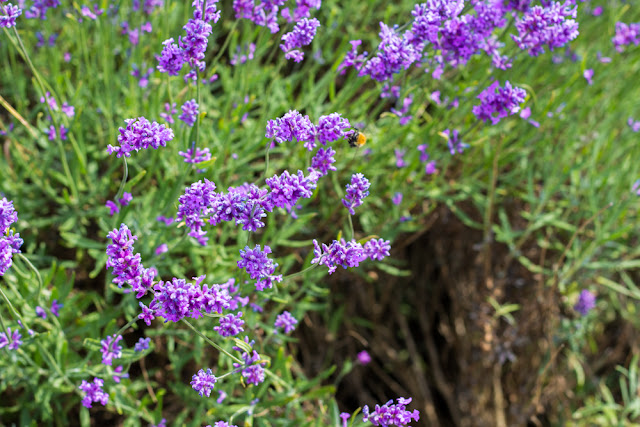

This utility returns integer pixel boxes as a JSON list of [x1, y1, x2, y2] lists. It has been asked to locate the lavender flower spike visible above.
[[107, 117, 174, 158], [342, 173, 370, 215]]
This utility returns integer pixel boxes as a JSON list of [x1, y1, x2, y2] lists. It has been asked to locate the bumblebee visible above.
[[347, 129, 367, 148]]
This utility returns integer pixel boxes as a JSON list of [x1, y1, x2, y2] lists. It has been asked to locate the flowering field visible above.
[[1, 0, 640, 426]]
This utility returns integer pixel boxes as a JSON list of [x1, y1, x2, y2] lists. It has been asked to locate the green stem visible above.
[[10, 27, 78, 200], [17, 254, 44, 300], [115, 157, 129, 202], [212, 20, 239, 66], [181, 319, 243, 363], [281, 263, 318, 281], [347, 214, 355, 241]]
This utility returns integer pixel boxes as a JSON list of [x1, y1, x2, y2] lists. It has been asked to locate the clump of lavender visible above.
[[342, 173, 370, 215], [237, 245, 282, 291], [266, 169, 319, 210], [232, 0, 283, 33], [0, 2, 22, 28], [106, 224, 157, 297], [280, 17, 320, 62], [364, 238, 391, 261], [179, 99, 199, 126], [574, 290, 596, 316], [312, 237, 391, 274], [156, 0, 219, 79], [309, 147, 337, 176], [442, 129, 468, 155], [100, 334, 123, 366], [215, 312, 245, 337], [151, 275, 231, 322], [107, 117, 174, 158], [233, 338, 266, 386], [311, 239, 367, 274], [266, 110, 316, 148], [281, 0, 321, 23], [0, 327, 22, 351], [315, 113, 351, 145], [191, 368, 217, 397], [612, 21, 640, 53], [274, 310, 298, 334], [179, 144, 212, 164], [512, 1, 579, 57], [78, 378, 109, 408], [363, 397, 420, 426], [0, 197, 23, 277], [106, 191, 133, 216], [472, 81, 526, 125]]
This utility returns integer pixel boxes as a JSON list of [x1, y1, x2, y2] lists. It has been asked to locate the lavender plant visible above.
[[1, 0, 640, 425]]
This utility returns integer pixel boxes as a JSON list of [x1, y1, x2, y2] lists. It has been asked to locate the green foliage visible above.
[[1, 0, 640, 425]]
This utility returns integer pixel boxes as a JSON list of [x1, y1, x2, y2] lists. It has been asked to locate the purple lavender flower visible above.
[[139, 301, 156, 325], [100, 334, 123, 366], [338, 40, 368, 75], [233, 0, 281, 33], [472, 81, 526, 125], [155, 243, 168, 255], [364, 239, 391, 261], [107, 117, 174, 158], [0, 197, 22, 277], [176, 178, 217, 243], [152, 278, 202, 322], [192, 0, 220, 23], [574, 290, 595, 316], [280, 17, 320, 62], [266, 169, 319, 209], [157, 38, 186, 75], [0, 3, 22, 28], [51, 299, 63, 317], [340, 413, 351, 427], [512, 1, 579, 57], [134, 337, 151, 352], [232, 339, 266, 386], [212, 422, 238, 427], [342, 173, 370, 215], [612, 22, 640, 52], [1, 197, 18, 234], [629, 118, 640, 133], [265, 110, 316, 148], [106, 200, 120, 216], [316, 113, 351, 145], [281, 0, 321, 23], [311, 239, 367, 274], [363, 397, 420, 426], [357, 350, 371, 365], [392, 192, 403, 206], [160, 102, 177, 123], [237, 245, 281, 291], [214, 312, 245, 337], [231, 43, 256, 65], [112, 365, 129, 383], [442, 128, 468, 154], [179, 99, 199, 126], [274, 310, 298, 334], [106, 224, 157, 297], [309, 147, 337, 176], [360, 23, 419, 82], [191, 368, 217, 397], [180, 19, 213, 71], [583, 69, 594, 85], [0, 327, 22, 351], [152, 276, 231, 322], [391, 96, 413, 125], [119, 192, 133, 206], [35, 306, 47, 319], [394, 149, 407, 168], [79, 378, 109, 408], [179, 144, 212, 164]]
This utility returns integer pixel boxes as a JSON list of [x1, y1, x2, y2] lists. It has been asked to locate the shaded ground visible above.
[[295, 205, 605, 426]]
